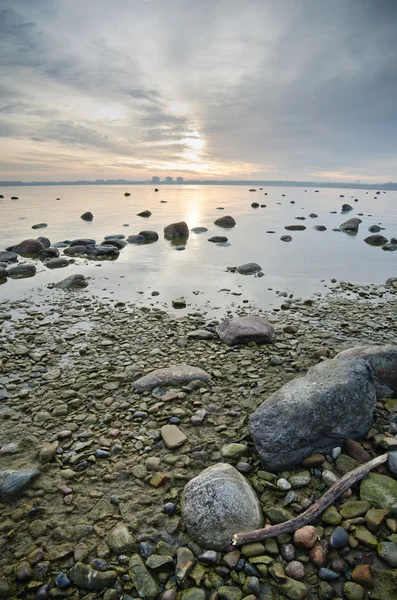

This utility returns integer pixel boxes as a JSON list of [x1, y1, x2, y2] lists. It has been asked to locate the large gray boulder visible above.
[[250, 358, 376, 472], [132, 365, 211, 391], [14, 239, 44, 256], [335, 345, 397, 396], [182, 463, 263, 550], [216, 316, 274, 346], [340, 218, 362, 232]]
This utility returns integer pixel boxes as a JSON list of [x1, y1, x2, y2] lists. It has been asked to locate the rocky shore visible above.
[[1, 282, 397, 600]]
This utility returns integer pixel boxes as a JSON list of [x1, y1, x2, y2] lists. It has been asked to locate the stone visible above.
[[378, 542, 397, 567], [161, 425, 187, 449], [351, 564, 373, 589], [137, 210, 151, 218], [132, 366, 211, 390], [354, 526, 378, 548], [68, 563, 117, 590], [138, 231, 159, 243], [54, 274, 88, 290], [127, 234, 145, 244], [172, 298, 186, 308], [182, 463, 263, 550], [0, 251, 18, 263], [236, 263, 262, 275], [187, 330, 214, 340], [364, 234, 388, 246], [284, 225, 306, 231], [221, 443, 249, 460], [208, 236, 228, 243], [69, 238, 96, 246], [7, 263, 36, 279], [80, 211, 94, 221], [371, 570, 397, 600], [145, 554, 174, 571], [106, 523, 135, 553], [344, 439, 371, 463], [0, 468, 40, 502], [180, 589, 205, 600], [309, 540, 328, 568], [128, 554, 159, 599], [335, 345, 397, 395], [365, 508, 389, 531], [281, 235, 292, 242], [285, 561, 305, 580], [39, 441, 59, 464], [176, 547, 195, 584], [340, 218, 362, 232], [339, 501, 370, 519], [216, 316, 274, 346], [164, 221, 189, 239], [343, 582, 365, 600], [14, 239, 44, 255], [329, 526, 349, 549], [214, 216, 236, 228], [191, 227, 208, 233], [360, 473, 397, 515], [342, 204, 353, 212], [250, 358, 376, 471], [322, 506, 342, 525], [274, 577, 308, 600], [293, 526, 318, 549]]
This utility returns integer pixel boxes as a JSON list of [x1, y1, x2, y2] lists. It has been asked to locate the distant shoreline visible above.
[[0, 180, 396, 190]]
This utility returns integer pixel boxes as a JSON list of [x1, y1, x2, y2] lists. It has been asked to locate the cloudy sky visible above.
[[1, 0, 396, 182]]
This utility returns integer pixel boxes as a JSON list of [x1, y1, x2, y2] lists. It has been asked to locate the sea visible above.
[[1, 184, 397, 313]]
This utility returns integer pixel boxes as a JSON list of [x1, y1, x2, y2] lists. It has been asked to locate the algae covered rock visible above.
[[69, 562, 117, 590], [360, 473, 397, 515], [128, 554, 159, 599]]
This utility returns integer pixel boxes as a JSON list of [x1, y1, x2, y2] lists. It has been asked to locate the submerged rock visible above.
[[138, 231, 159, 243], [0, 468, 40, 502], [54, 274, 88, 290], [208, 236, 228, 243], [364, 234, 388, 246], [236, 263, 262, 275], [132, 365, 211, 390], [191, 227, 208, 233], [250, 358, 376, 471], [340, 218, 362, 233], [182, 463, 263, 550], [164, 221, 189, 240], [44, 258, 69, 269], [214, 216, 236, 228], [216, 316, 274, 346]]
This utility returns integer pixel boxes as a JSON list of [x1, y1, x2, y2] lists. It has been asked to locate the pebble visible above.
[[277, 478, 291, 491], [319, 567, 340, 581], [55, 572, 70, 588], [330, 526, 349, 549], [293, 526, 318, 548], [285, 560, 305, 580]]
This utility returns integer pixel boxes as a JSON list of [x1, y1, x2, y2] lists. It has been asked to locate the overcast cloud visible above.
[[1, 0, 396, 181]]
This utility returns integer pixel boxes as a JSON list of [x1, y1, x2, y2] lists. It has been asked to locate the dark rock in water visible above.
[[313, 225, 327, 231], [101, 239, 127, 249], [127, 235, 145, 245], [0, 267, 7, 280], [137, 210, 152, 218], [104, 234, 125, 240], [11, 196, 18, 200], [0, 468, 40, 502], [182, 463, 263, 550], [335, 345, 397, 395], [0, 251, 18, 263], [364, 234, 388, 246], [69, 238, 96, 247], [138, 231, 159, 243], [132, 365, 211, 391], [369, 225, 381, 233], [39, 247, 60, 261], [0, 195, 3, 198], [281, 235, 292, 242], [36, 236, 51, 248], [251, 202, 260, 208], [285, 225, 306, 231], [64, 245, 87, 256], [124, 192, 131, 196], [155, 188, 159, 192], [342, 204, 353, 212], [53, 241, 70, 248], [383, 243, 397, 251], [69, 562, 117, 591], [208, 236, 228, 243], [164, 221, 189, 239], [174, 245, 185, 251], [249, 189, 257, 191], [44, 258, 69, 269], [237, 263, 262, 275], [250, 358, 376, 472], [214, 215, 236, 228], [7, 263, 36, 279], [86, 244, 120, 259], [54, 274, 88, 290], [14, 239, 44, 256], [191, 227, 208, 233], [216, 316, 274, 346], [80, 211, 94, 221], [32, 223, 47, 230], [340, 218, 362, 233], [309, 213, 318, 218]]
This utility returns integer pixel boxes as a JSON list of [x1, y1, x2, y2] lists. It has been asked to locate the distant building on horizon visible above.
[[176, 177, 184, 183], [165, 176, 173, 183], [152, 176, 160, 183]]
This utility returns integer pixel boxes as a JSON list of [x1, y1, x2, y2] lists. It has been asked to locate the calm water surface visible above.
[[1, 185, 396, 313]]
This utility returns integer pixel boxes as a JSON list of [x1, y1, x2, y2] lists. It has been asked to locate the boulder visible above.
[[138, 231, 159, 243], [85, 244, 120, 259], [44, 258, 69, 269], [0, 468, 40, 502], [364, 234, 388, 246], [54, 274, 88, 290], [340, 218, 362, 233], [132, 366, 211, 391], [7, 263, 36, 279], [164, 221, 189, 240], [250, 358, 376, 472], [216, 316, 274, 346], [80, 211, 94, 221], [182, 463, 263, 550], [39, 247, 60, 261], [63, 245, 88, 256], [14, 239, 44, 256], [236, 263, 262, 275], [36, 236, 51, 248], [101, 239, 127, 249], [335, 345, 397, 395], [0, 251, 18, 263], [214, 216, 236, 228]]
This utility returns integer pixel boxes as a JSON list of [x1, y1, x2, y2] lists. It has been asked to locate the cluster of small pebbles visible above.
[[1, 287, 397, 599]]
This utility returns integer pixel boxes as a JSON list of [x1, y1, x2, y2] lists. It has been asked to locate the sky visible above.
[[1, 0, 396, 183]]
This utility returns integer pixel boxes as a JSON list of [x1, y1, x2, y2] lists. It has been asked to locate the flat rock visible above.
[[340, 218, 362, 232], [214, 216, 236, 228], [7, 263, 36, 279], [182, 463, 263, 550], [236, 263, 262, 275], [132, 365, 211, 390], [161, 425, 187, 449], [0, 251, 18, 263], [0, 469, 41, 502], [250, 358, 376, 471], [129, 554, 159, 599], [360, 473, 397, 515], [69, 562, 117, 590], [54, 274, 88, 290], [216, 316, 274, 346]]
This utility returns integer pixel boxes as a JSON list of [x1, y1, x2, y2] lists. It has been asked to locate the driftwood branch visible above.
[[232, 453, 388, 546]]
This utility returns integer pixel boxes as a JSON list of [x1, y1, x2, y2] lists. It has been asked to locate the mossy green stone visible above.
[[289, 471, 311, 488], [69, 563, 117, 591], [360, 473, 397, 515], [343, 582, 364, 600], [241, 542, 266, 557], [371, 570, 397, 600], [378, 542, 397, 567], [265, 507, 293, 524], [340, 501, 370, 519], [217, 586, 243, 600], [128, 554, 159, 599], [275, 577, 308, 600], [335, 454, 359, 475], [318, 581, 336, 600], [354, 526, 378, 549], [322, 505, 342, 525], [180, 588, 206, 600]]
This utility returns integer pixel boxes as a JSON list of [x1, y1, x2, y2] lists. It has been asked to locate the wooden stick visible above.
[[232, 453, 388, 546]]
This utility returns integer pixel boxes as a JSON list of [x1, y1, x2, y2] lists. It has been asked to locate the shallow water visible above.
[[1, 184, 396, 312]]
